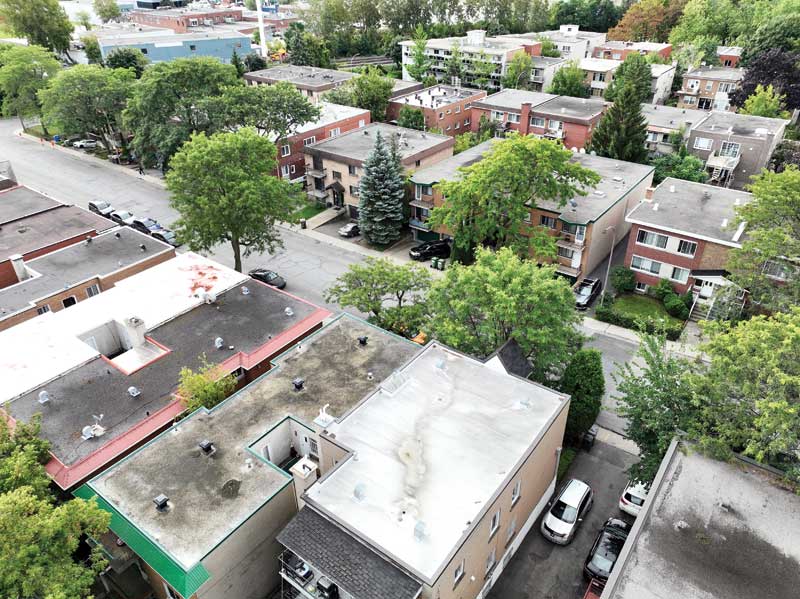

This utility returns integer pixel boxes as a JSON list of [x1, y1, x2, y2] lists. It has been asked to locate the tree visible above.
[[739, 84, 791, 119], [0, 416, 50, 498], [604, 52, 652, 104], [607, 0, 686, 43], [406, 25, 431, 82], [285, 23, 332, 68], [539, 38, 561, 58], [770, 140, 800, 174], [350, 67, 394, 122], [730, 50, 800, 112], [502, 51, 532, 90], [610, 265, 636, 293], [177, 357, 236, 412], [650, 147, 708, 184], [428, 246, 582, 382], [76, 10, 92, 31], [40, 64, 133, 151], [397, 105, 425, 130], [166, 128, 301, 271], [444, 43, 464, 83], [104, 47, 149, 78], [550, 0, 622, 32], [471, 50, 497, 91], [230, 48, 245, 77], [123, 57, 239, 166], [560, 349, 605, 443], [358, 131, 405, 245], [668, 0, 744, 47], [243, 51, 267, 73], [0, 0, 73, 54], [82, 34, 102, 64], [429, 134, 600, 257], [93, 0, 121, 23], [727, 167, 800, 312], [589, 83, 648, 163], [546, 60, 590, 98], [671, 35, 721, 71], [0, 45, 60, 133], [615, 332, 698, 483], [324, 257, 432, 335], [743, 14, 800, 65]]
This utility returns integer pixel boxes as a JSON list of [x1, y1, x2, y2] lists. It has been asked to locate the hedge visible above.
[[595, 303, 684, 341]]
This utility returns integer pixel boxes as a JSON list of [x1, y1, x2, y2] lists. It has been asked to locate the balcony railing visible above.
[[557, 236, 584, 251], [409, 217, 431, 231], [706, 153, 740, 170], [306, 167, 326, 178], [307, 188, 328, 200], [544, 129, 564, 139], [556, 262, 581, 278]]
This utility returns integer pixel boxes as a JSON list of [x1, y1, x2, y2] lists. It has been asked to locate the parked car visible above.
[[73, 139, 98, 149], [575, 278, 602, 310], [619, 481, 649, 517], [88, 200, 114, 218], [151, 229, 180, 247], [131, 217, 163, 236], [583, 518, 630, 583], [110, 210, 135, 226], [409, 239, 451, 261], [338, 222, 360, 238], [248, 268, 286, 290], [541, 478, 594, 545], [62, 135, 82, 147]]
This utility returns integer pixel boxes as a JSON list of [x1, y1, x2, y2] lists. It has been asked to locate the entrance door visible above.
[[699, 279, 715, 298]]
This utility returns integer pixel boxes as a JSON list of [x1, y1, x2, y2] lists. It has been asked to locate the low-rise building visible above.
[[578, 57, 620, 98], [241, 8, 301, 37], [676, 66, 744, 111], [276, 102, 370, 183], [0, 227, 174, 331], [524, 24, 606, 59], [528, 95, 608, 150], [385, 85, 486, 136], [470, 89, 558, 134], [624, 178, 751, 309], [0, 252, 329, 491], [128, 6, 243, 33], [280, 340, 570, 599], [303, 123, 454, 218], [686, 111, 788, 189], [530, 55, 568, 92], [649, 62, 676, 104], [716, 45, 743, 67], [97, 29, 252, 64], [601, 439, 800, 599], [641, 103, 710, 154], [592, 40, 672, 61]]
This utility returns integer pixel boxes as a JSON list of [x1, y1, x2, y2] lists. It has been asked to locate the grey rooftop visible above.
[[473, 89, 557, 112], [0, 185, 60, 223], [410, 139, 498, 185], [245, 65, 356, 89], [99, 29, 249, 46], [533, 95, 607, 122], [641, 103, 710, 131], [626, 177, 751, 246], [391, 84, 483, 109], [684, 66, 744, 81], [692, 111, 788, 138]]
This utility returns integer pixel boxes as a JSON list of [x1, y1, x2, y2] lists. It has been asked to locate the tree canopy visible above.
[[93, 0, 121, 23], [560, 349, 605, 443], [589, 83, 649, 164], [739, 84, 791, 119], [607, 0, 686, 43], [650, 147, 708, 184], [604, 52, 652, 104], [0, 45, 60, 132], [546, 60, 590, 98], [285, 22, 332, 68], [104, 47, 149, 78], [406, 25, 431, 82], [502, 52, 533, 90], [397, 105, 425, 130], [730, 49, 800, 111], [358, 131, 406, 245], [177, 357, 236, 413], [0, 0, 73, 54]]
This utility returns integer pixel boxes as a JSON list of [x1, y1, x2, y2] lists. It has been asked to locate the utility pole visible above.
[[256, 0, 268, 60]]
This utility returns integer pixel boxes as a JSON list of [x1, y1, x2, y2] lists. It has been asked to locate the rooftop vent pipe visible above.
[[199, 440, 216, 456], [292, 377, 305, 391], [358, 335, 368, 346], [153, 494, 169, 512]]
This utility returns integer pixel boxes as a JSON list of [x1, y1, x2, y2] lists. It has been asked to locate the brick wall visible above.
[[387, 91, 485, 137]]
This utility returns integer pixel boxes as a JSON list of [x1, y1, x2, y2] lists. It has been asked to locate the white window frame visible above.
[[36, 304, 51, 315], [489, 509, 501, 538], [540, 215, 557, 228], [329, 127, 340, 138], [635, 281, 649, 293], [485, 547, 496, 575], [303, 136, 316, 146], [507, 112, 520, 124], [358, 119, 366, 127], [677, 239, 697, 256], [530, 116, 545, 128], [280, 144, 290, 157], [511, 480, 521, 506], [671, 266, 690, 284], [348, 164, 357, 176], [86, 283, 101, 298], [719, 141, 740, 158], [491, 110, 504, 122], [636, 229, 669, 249], [464, 118, 471, 126], [705, 80, 713, 91], [558, 246, 575, 259], [281, 164, 290, 177], [506, 515, 517, 543], [163, 582, 180, 599], [693, 137, 713, 150], [290, 164, 296, 174], [631, 255, 662, 275]]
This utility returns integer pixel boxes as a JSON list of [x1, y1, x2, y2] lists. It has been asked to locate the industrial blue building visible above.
[[98, 30, 251, 64]]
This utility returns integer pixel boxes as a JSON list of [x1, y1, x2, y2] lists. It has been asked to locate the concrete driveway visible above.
[[488, 439, 638, 599]]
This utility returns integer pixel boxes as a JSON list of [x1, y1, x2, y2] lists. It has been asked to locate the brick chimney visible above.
[[520, 102, 532, 135]]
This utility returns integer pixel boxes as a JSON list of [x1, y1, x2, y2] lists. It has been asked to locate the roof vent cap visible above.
[[414, 520, 427, 541], [353, 483, 366, 502], [38, 390, 51, 404], [292, 377, 305, 391], [669, 184, 675, 193], [85, 236, 92, 244], [284, 307, 294, 317], [199, 439, 216, 456], [241, 286, 250, 295], [214, 336, 225, 349], [128, 386, 141, 398], [114, 231, 121, 238], [139, 244, 147, 252], [153, 494, 169, 512], [358, 335, 368, 346]]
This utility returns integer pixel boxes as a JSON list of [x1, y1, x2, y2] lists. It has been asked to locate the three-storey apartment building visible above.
[[676, 66, 744, 111], [592, 40, 672, 61], [385, 85, 486, 136]]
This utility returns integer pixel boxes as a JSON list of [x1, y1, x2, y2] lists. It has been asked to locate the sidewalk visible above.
[[582, 315, 704, 356]]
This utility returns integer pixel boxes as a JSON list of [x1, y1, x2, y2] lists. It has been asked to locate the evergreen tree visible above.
[[589, 83, 648, 163], [604, 52, 651, 104], [230, 49, 245, 77], [560, 349, 605, 443], [358, 131, 405, 245]]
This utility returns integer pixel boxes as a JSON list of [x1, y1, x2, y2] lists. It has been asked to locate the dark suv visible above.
[[583, 518, 630, 583], [131, 217, 163, 236], [409, 239, 451, 261]]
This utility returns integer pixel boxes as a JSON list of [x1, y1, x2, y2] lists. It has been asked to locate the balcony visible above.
[[307, 188, 328, 201], [280, 551, 329, 599], [409, 217, 431, 231], [306, 167, 326, 178], [556, 262, 581, 278], [544, 128, 564, 139], [557, 236, 584, 251], [532, 74, 544, 83], [706, 153, 740, 171], [590, 79, 607, 89]]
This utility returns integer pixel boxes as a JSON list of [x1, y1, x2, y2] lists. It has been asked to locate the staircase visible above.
[[689, 298, 713, 322]]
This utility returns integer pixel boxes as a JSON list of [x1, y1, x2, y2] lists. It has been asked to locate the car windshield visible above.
[[550, 500, 578, 523], [578, 286, 592, 296], [118, 212, 131, 219], [95, 202, 109, 209], [592, 531, 626, 573], [625, 492, 645, 506], [142, 219, 157, 227], [590, 552, 614, 574]]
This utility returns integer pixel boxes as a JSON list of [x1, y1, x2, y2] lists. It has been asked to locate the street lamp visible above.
[[600, 225, 617, 306]]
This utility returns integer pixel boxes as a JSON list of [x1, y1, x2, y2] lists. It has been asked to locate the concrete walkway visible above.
[[304, 207, 342, 229], [581, 314, 704, 354]]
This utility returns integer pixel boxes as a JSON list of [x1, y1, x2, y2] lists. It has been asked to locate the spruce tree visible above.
[[604, 53, 652, 104], [358, 131, 405, 246], [589, 83, 648, 163], [231, 49, 245, 77]]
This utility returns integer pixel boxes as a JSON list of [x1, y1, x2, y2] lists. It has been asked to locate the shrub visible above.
[[680, 290, 694, 308], [177, 356, 237, 413], [594, 302, 684, 341], [559, 349, 605, 444], [663, 292, 689, 319], [652, 278, 674, 301], [609, 266, 636, 294]]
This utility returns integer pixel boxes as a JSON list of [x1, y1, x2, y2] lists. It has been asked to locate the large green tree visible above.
[[166, 128, 301, 272], [668, 0, 746, 47], [285, 23, 332, 68], [604, 52, 652, 104], [502, 51, 533, 90], [607, 0, 686, 43], [40, 64, 134, 152], [0, 45, 60, 132], [428, 246, 582, 382], [93, 0, 121, 22], [471, 50, 497, 91], [0, 0, 73, 54], [739, 84, 791, 119], [358, 131, 406, 245], [589, 83, 648, 163], [560, 349, 605, 443], [444, 43, 465, 83], [82, 35, 102, 65], [429, 134, 600, 257], [406, 25, 431, 82], [743, 13, 800, 65], [104, 47, 149, 78], [546, 60, 590, 98], [650, 147, 708, 184], [397, 105, 425, 130], [349, 67, 395, 122]]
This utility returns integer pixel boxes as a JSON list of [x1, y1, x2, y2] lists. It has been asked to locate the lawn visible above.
[[292, 202, 326, 221], [612, 294, 683, 325]]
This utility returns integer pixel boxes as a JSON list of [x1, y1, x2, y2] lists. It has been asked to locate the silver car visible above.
[[540, 478, 594, 545]]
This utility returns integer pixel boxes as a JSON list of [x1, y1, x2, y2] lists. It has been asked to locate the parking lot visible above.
[[313, 213, 420, 263], [489, 439, 638, 599]]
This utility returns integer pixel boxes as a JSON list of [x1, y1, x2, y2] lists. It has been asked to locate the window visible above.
[[141, 48, 148, 55], [485, 548, 496, 576], [719, 82, 733, 93], [592, 72, 605, 82], [86, 284, 100, 298], [763, 260, 791, 280], [309, 437, 319, 456], [290, 164, 296, 174], [720, 141, 740, 158], [163, 583, 180, 599], [358, 119, 366, 127], [454, 559, 465, 587], [281, 164, 290, 177], [303, 136, 316, 146], [530, 116, 545, 128], [705, 80, 713, 91], [491, 110, 504, 121], [62, 296, 77, 309], [489, 509, 501, 538], [636, 229, 668, 249], [523, 211, 531, 223], [687, 78, 699, 89], [506, 516, 517, 544], [507, 113, 520, 124], [329, 127, 340, 138], [671, 266, 690, 283], [635, 281, 649, 293], [456, 105, 461, 113], [348, 165, 357, 176], [332, 170, 342, 180], [446, 109, 452, 115], [631, 255, 662, 275], [547, 119, 563, 131], [693, 137, 713, 150], [540, 215, 557, 229], [349, 184, 359, 197], [36, 304, 51, 315], [439, 111, 444, 120], [455, 121, 460, 129], [446, 125, 452, 131], [558, 246, 574, 259], [415, 160, 421, 167], [677, 239, 697, 256], [280, 144, 290, 157], [189, 44, 197, 51], [511, 480, 521, 506], [464, 118, 471, 126], [683, 96, 696, 105]]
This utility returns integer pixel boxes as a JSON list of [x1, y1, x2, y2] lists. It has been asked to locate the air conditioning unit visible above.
[[317, 577, 339, 599], [224, 17, 235, 23]]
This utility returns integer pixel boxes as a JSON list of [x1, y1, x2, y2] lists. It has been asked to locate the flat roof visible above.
[[390, 85, 483, 109], [531, 55, 568, 67], [597, 40, 671, 52], [537, 152, 654, 225], [245, 65, 356, 90], [717, 45, 743, 57], [641, 103, 709, 131], [304, 123, 453, 165], [305, 342, 568, 582], [99, 29, 248, 46], [626, 177, 751, 246], [0, 227, 171, 318], [401, 34, 525, 55], [534, 28, 605, 42], [0, 185, 61, 223], [579, 57, 621, 72], [650, 63, 674, 77], [410, 139, 498, 185], [290, 102, 370, 136], [86, 315, 417, 571], [390, 79, 424, 97], [130, 6, 242, 16], [684, 66, 744, 81], [603, 442, 800, 599], [533, 95, 607, 122], [692, 111, 788, 138], [473, 89, 557, 112]]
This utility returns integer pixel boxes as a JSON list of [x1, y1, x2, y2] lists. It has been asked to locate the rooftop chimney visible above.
[[153, 494, 169, 512], [358, 335, 368, 346], [292, 377, 305, 391], [199, 440, 216, 456], [8, 254, 29, 282]]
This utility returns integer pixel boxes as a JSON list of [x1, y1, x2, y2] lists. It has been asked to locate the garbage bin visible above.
[[581, 424, 599, 451], [299, 218, 307, 229], [53, 134, 61, 143]]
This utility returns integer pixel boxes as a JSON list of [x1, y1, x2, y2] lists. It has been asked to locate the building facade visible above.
[[524, 24, 606, 59], [127, 6, 243, 33], [676, 66, 744, 111], [592, 40, 672, 61], [716, 45, 743, 67], [640, 103, 710, 154], [98, 30, 252, 64], [385, 85, 486, 136]]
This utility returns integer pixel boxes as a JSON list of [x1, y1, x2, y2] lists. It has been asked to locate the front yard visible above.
[[612, 294, 684, 326], [596, 292, 686, 340]]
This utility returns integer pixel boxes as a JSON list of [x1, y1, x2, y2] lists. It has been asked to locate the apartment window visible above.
[[719, 82, 733, 93], [189, 44, 197, 51], [705, 80, 713, 91], [636, 229, 668, 249], [693, 137, 713, 151], [592, 72, 605, 82], [635, 281, 649, 293], [303, 136, 316, 146], [540, 215, 557, 229], [163, 583, 180, 599], [560, 45, 570, 52], [290, 164, 296, 174], [507, 113, 520, 124], [455, 121, 460, 129], [464, 118, 471, 126], [280, 144, 290, 157], [683, 96, 696, 105], [530, 116, 545, 128], [631, 255, 662, 275], [415, 160, 421, 167], [281, 164, 290, 177], [671, 266, 690, 283], [86, 284, 101, 298], [348, 164, 357, 176], [329, 127, 340, 138], [548, 119, 563, 131], [687, 78, 699, 89], [720, 141, 740, 158], [36, 304, 51, 315], [485, 548, 496, 576], [677, 239, 697, 256], [332, 170, 342, 180], [349, 184, 359, 197], [141, 48, 148, 55], [454, 559, 465, 587], [511, 480, 521, 506], [491, 110, 504, 121], [489, 509, 501, 539], [446, 125, 452, 131], [523, 211, 531, 223], [557, 246, 574, 260], [456, 105, 461, 113], [358, 119, 366, 127], [62, 296, 77, 309], [506, 515, 517, 544], [439, 111, 444, 120], [309, 438, 319, 456], [446, 109, 452, 115], [763, 260, 791, 280]]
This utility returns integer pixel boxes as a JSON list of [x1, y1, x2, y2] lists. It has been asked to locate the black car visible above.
[[249, 268, 286, 290], [574, 278, 602, 310], [583, 518, 630, 582], [409, 239, 451, 261], [152, 229, 180, 247], [131, 217, 163, 236], [88, 200, 114, 218]]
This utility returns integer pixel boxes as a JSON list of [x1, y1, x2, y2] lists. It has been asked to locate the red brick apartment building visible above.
[[386, 85, 486, 136], [129, 7, 243, 33], [716, 46, 743, 67], [592, 41, 672, 61]]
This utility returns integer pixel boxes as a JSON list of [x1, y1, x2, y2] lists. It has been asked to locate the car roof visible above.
[[559, 478, 590, 505]]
